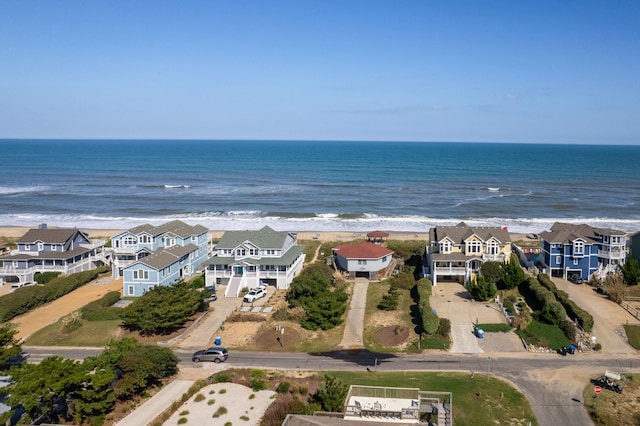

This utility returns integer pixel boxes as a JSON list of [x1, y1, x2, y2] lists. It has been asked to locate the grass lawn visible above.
[[331, 371, 538, 426], [623, 325, 640, 350], [515, 320, 570, 350], [25, 318, 123, 346], [363, 280, 418, 353]]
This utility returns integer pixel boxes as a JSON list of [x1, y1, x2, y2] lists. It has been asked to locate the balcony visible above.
[[433, 266, 467, 275], [598, 249, 625, 260]]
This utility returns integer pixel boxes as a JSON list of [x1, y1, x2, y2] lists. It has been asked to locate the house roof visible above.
[[539, 222, 626, 244], [1, 246, 94, 261], [17, 228, 88, 244], [119, 220, 208, 239], [204, 246, 304, 266], [430, 222, 510, 245], [216, 226, 294, 249], [333, 241, 393, 260], [367, 230, 389, 238], [131, 243, 198, 270]]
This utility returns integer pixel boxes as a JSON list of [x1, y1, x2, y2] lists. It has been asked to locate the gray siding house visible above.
[[203, 226, 305, 297], [0, 226, 108, 286]]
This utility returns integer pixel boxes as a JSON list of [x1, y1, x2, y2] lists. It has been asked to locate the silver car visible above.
[[192, 347, 229, 363]]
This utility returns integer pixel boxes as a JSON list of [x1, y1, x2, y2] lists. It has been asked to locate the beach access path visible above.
[[9, 277, 123, 341]]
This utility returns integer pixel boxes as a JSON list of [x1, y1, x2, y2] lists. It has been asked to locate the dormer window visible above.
[[124, 236, 137, 245], [38, 242, 44, 251], [439, 241, 452, 253], [139, 235, 150, 244], [467, 240, 481, 254], [573, 241, 584, 256], [486, 241, 500, 255], [25, 244, 31, 251], [164, 237, 175, 247]]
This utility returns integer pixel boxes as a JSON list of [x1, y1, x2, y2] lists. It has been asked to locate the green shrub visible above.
[[34, 271, 61, 284], [250, 379, 266, 392], [276, 382, 291, 393], [81, 291, 122, 321], [503, 299, 516, 314], [0, 268, 102, 322], [377, 285, 399, 310], [177, 417, 188, 424]]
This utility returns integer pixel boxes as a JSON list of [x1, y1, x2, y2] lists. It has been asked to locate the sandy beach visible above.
[[0, 225, 532, 245]]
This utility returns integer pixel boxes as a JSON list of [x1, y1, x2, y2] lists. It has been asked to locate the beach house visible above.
[[538, 222, 627, 281], [203, 226, 305, 297], [332, 241, 396, 280], [424, 222, 511, 286], [0, 225, 108, 287], [111, 220, 210, 297]]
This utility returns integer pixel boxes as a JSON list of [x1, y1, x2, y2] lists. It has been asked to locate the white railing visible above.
[[79, 240, 106, 250], [598, 250, 625, 259], [433, 267, 467, 275]]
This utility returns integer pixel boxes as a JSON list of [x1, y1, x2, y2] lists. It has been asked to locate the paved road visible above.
[[25, 346, 639, 426]]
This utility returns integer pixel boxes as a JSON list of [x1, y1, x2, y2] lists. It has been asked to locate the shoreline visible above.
[[0, 226, 532, 244]]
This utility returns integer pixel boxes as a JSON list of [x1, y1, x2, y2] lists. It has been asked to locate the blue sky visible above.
[[1, 1, 639, 144]]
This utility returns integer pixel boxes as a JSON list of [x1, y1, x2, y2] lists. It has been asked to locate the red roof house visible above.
[[332, 241, 395, 280]]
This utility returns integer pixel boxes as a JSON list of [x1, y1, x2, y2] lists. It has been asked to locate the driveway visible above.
[[430, 282, 523, 354], [552, 277, 639, 355], [338, 278, 367, 349]]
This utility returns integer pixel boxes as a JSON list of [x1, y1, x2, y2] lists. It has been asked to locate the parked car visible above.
[[568, 275, 586, 284], [243, 287, 267, 303], [595, 285, 608, 295], [9, 281, 34, 292], [192, 347, 229, 363], [592, 377, 623, 393], [203, 286, 217, 303]]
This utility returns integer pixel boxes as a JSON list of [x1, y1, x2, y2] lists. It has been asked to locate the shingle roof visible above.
[[204, 246, 304, 266], [17, 228, 87, 244], [1, 246, 93, 261], [539, 222, 626, 244], [118, 220, 208, 239], [430, 222, 510, 245], [134, 244, 198, 270], [216, 226, 292, 249], [333, 241, 393, 259]]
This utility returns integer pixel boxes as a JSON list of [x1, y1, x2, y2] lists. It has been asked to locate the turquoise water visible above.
[[0, 140, 638, 233]]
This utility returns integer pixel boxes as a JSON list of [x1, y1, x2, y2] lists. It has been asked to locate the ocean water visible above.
[[0, 140, 639, 234]]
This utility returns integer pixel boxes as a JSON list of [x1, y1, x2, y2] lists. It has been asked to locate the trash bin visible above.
[[214, 336, 222, 346], [476, 328, 484, 339]]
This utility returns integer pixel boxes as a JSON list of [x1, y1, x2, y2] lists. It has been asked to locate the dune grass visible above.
[[25, 318, 123, 346]]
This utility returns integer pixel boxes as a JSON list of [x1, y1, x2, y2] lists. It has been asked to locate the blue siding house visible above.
[[112, 220, 210, 297], [0, 225, 108, 286], [539, 222, 627, 281]]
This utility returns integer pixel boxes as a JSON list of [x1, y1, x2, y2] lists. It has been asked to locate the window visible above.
[[467, 240, 481, 254], [487, 241, 500, 255], [52, 245, 57, 251], [439, 241, 452, 253], [133, 269, 149, 280], [127, 285, 134, 296], [573, 259, 579, 265], [358, 260, 367, 265], [556, 256, 562, 264], [382, 256, 387, 262], [25, 244, 31, 250], [237, 249, 246, 256], [164, 237, 175, 247], [139, 235, 150, 244], [573, 241, 584, 255], [37, 242, 44, 251], [124, 236, 136, 245]]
